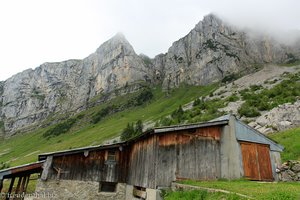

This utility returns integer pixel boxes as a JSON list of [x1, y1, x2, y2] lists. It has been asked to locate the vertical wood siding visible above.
[[127, 135, 157, 188], [46, 126, 223, 189], [48, 148, 128, 183], [156, 127, 221, 187]]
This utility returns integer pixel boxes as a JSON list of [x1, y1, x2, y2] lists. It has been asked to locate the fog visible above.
[[0, 0, 299, 81]]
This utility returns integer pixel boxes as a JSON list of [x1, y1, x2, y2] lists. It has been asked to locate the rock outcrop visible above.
[[0, 14, 299, 136], [154, 14, 298, 89], [278, 160, 300, 182], [0, 33, 152, 136], [250, 100, 300, 134]]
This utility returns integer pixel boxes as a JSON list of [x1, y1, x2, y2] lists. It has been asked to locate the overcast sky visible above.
[[0, 0, 300, 81]]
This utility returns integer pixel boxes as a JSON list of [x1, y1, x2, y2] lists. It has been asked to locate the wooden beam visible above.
[[41, 156, 53, 181], [13, 177, 22, 200], [6, 177, 15, 200]]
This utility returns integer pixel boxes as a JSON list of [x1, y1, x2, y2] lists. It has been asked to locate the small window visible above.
[[100, 182, 117, 192], [107, 150, 116, 161]]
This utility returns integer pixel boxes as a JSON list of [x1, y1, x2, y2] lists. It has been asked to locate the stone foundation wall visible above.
[[34, 180, 126, 200], [277, 160, 300, 182], [125, 185, 162, 200], [34, 180, 164, 200]]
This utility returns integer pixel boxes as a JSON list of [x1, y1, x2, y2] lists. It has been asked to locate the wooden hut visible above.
[[4, 115, 284, 200]]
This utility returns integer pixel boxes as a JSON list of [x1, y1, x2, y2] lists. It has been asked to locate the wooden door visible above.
[[257, 145, 273, 180], [240, 142, 273, 181]]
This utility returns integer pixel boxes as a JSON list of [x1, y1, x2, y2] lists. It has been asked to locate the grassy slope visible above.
[[0, 84, 217, 167], [269, 126, 300, 161]]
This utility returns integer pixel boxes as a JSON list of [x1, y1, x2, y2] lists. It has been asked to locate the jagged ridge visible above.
[[0, 14, 299, 136]]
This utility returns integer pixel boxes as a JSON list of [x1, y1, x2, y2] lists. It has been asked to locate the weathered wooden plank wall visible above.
[[127, 135, 157, 188], [156, 126, 221, 187], [46, 126, 222, 189], [48, 147, 128, 183]]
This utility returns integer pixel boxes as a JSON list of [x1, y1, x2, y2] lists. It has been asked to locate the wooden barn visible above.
[[1, 115, 283, 200]]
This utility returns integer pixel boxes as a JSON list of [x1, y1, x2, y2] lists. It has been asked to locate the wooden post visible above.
[[41, 156, 53, 181], [0, 179, 3, 194], [6, 177, 15, 200], [19, 176, 27, 196], [24, 175, 30, 193], [13, 177, 22, 200]]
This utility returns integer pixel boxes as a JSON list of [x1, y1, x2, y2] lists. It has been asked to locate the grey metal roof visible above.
[[38, 142, 123, 161], [154, 120, 228, 133], [209, 114, 231, 122]]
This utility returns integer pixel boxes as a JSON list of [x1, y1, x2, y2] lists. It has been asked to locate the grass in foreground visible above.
[[175, 180, 300, 200], [162, 189, 243, 200]]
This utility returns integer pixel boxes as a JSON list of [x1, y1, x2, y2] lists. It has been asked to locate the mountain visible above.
[[0, 14, 299, 137], [154, 14, 299, 88], [0, 33, 153, 136]]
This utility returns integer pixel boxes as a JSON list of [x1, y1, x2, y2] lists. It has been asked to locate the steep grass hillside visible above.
[[0, 65, 299, 169], [0, 84, 217, 167], [270, 127, 300, 161]]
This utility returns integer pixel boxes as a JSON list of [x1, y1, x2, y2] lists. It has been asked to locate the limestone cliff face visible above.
[[0, 34, 151, 136], [0, 14, 299, 136], [155, 14, 297, 88]]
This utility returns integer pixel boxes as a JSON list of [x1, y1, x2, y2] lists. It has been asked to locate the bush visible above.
[[226, 94, 239, 102], [238, 73, 300, 115], [120, 123, 135, 141], [43, 118, 77, 138], [250, 84, 263, 92], [193, 98, 201, 107], [92, 105, 115, 124], [238, 104, 261, 118], [133, 88, 153, 106], [222, 73, 239, 83], [120, 120, 144, 141], [159, 117, 174, 126], [193, 98, 206, 109], [171, 105, 184, 123]]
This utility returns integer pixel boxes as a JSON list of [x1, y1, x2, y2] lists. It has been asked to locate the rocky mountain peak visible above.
[[96, 32, 135, 57], [1, 13, 300, 137]]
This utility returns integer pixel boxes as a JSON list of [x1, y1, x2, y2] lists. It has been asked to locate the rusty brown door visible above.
[[257, 144, 273, 180], [240, 142, 273, 181]]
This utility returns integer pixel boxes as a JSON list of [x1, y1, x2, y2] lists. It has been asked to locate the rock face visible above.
[[154, 14, 298, 89], [0, 14, 299, 136], [0, 34, 151, 136]]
